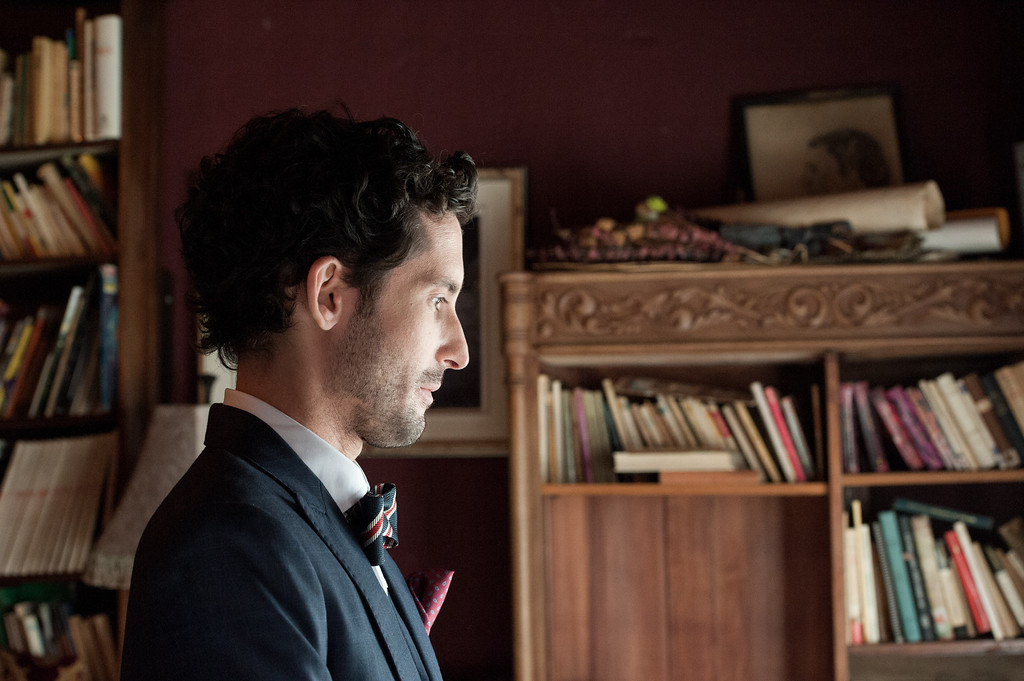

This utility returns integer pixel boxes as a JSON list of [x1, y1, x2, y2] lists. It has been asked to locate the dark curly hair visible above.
[[178, 106, 478, 368]]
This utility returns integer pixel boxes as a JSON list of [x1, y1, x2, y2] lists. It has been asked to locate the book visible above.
[[612, 449, 744, 474], [886, 385, 945, 470], [92, 14, 122, 141], [750, 381, 798, 482], [892, 497, 994, 531], [781, 395, 815, 479], [844, 524, 864, 644], [908, 514, 952, 640], [877, 510, 922, 642], [45, 273, 97, 416], [986, 546, 1024, 629], [963, 372, 1021, 469], [871, 519, 905, 643], [839, 382, 860, 473], [936, 372, 998, 469], [979, 373, 1024, 467], [905, 385, 960, 470], [935, 542, 971, 639], [968, 538, 1019, 639], [731, 399, 783, 483], [0, 314, 33, 413], [0, 432, 114, 577], [870, 387, 925, 470], [719, 402, 766, 481], [897, 513, 936, 640], [29, 284, 83, 417], [851, 501, 880, 643], [601, 378, 641, 452], [536, 374, 550, 483], [583, 388, 614, 483], [852, 381, 889, 472], [999, 516, 1024, 561], [918, 378, 973, 470], [944, 526, 992, 635], [572, 387, 594, 483]]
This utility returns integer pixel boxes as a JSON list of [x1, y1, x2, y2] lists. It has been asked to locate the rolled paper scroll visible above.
[[693, 181, 945, 234]]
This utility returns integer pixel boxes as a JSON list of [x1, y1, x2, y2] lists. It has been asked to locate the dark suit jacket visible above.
[[121, 404, 443, 681]]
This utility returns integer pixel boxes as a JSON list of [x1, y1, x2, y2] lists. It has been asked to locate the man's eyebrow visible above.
[[434, 277, 461, 294]]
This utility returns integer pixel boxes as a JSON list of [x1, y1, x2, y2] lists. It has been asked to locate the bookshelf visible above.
[[502, 260, 1024, 681], [0, 0, 161, 666]]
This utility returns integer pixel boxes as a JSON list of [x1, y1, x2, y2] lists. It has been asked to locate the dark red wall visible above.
[[157, 2, 1024, 678]]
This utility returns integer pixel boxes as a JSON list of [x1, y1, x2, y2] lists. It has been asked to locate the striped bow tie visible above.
[[347, 483, 399, 565]]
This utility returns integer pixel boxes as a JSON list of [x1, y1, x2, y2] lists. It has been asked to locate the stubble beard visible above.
[[329, 303, 432, 449]]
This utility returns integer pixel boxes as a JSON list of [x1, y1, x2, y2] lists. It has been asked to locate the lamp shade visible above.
[[83, 404, 209, 589]]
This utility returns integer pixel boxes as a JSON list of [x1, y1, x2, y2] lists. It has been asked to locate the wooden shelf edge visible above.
[[542, 481, 829, 496], [849, 638, 1024, 657], [841, 469, 1024, 487]]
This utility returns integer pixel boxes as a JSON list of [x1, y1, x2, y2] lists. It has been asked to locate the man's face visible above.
[[328, 213, 469, 448]]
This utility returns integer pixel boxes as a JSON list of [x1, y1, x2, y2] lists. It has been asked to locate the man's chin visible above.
[[364, 417, 426, 449]]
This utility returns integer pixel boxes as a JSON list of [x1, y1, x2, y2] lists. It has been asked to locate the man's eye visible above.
[[432, 296, 447, 310]]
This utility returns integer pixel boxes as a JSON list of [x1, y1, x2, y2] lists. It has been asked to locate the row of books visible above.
[[0, 153, 118, 261], [844, 499, 1024, 646], [0, 432, 114, 578], [537, 374, 819, 484], [2, 599, 117, 680], [840, 362, 1024, 474], [0, 9, 121, 148], [0, 265, 118, 421]]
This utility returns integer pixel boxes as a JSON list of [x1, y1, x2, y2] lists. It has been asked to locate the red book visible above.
[[764, 385, 806, 482], [870, 386, 925, 470], [943, 529, 991, 634]]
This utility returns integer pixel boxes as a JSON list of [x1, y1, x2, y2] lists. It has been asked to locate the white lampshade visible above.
[[83, 404, 209, 589]]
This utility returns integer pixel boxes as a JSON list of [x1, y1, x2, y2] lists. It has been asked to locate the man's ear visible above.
[[305, 256, 354, 330]]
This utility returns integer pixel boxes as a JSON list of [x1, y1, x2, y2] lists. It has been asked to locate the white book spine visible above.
[[93, 14, 122, 140]]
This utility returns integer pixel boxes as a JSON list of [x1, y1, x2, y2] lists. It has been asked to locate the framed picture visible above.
[[733, 85, 906, 202], [200, 167, 527, 456]]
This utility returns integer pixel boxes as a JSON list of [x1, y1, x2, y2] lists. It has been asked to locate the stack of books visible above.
[[839, 362, 1024, 474], [1, 593, 118, 680], [0, 10, 122, 148], [0, 431, 114, 579], [844, 499, 1024, 645], [0, 264, 118, 420], [0, 153, 118, 261], [536, 374, 819, 484]]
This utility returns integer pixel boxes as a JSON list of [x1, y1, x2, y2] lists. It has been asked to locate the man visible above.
[[801, 127, 892, 196], [120, 107, 477, 680]]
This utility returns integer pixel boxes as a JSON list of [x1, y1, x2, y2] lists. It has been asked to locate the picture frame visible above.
[[199, 167, 527, 457], [732, 85, 906, 202]]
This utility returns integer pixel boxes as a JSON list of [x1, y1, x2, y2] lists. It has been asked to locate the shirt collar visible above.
[[223, 388, 370, 513]]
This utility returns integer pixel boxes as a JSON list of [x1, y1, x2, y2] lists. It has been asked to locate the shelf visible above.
[[542, 481, 828, 496], [0, 414, 118, 439], [849, 638, 1024, 657], [0, 140, 118, 171], [840, 469, 1024, 487]]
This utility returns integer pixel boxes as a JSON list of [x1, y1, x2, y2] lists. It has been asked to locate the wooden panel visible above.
[[589, 497, 668, 681], [546, 495, 591, 680], [546, 496, 669, 681], [528, 262, 1024, 347], [666, 497, 720, 681]]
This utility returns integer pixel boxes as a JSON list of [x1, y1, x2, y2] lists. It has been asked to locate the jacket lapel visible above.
[[204, 405, 430, 681]]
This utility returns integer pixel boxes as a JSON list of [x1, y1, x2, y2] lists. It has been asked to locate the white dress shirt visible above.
[[223, 388, 389, 591]]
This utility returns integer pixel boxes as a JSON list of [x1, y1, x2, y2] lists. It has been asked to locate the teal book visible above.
[[892, 497, 994, 530], [878, 510, 922, 642]]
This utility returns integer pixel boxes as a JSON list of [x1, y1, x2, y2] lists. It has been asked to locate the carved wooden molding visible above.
[[526, 264, 1024, 344]]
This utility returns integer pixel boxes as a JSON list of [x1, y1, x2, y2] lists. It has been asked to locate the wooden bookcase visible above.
[[0, 0, 162, 575], [502, 261, 1024, 681]]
